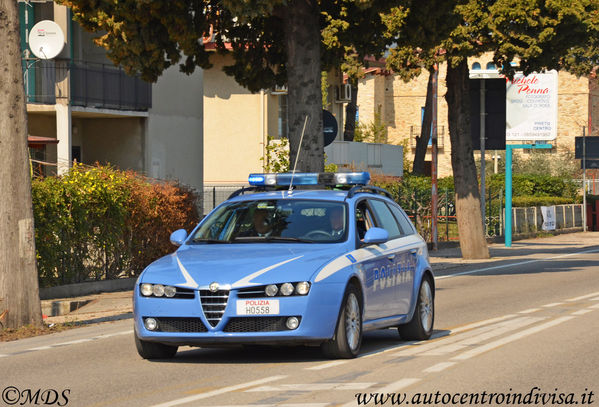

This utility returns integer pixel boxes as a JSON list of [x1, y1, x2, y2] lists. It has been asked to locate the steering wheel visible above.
[[304, 230, 332, 240]]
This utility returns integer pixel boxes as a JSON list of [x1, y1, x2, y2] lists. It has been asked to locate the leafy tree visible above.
[[383, 0, 599, 258], [59, 0, 401, 172], [0, 1, 42, 329]]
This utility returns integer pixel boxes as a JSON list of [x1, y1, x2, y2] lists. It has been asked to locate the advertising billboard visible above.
[[506, 71, 558, 141]]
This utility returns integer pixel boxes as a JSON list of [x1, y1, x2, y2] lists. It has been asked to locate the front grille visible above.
[[172, 287, 195, 299], [223, 316, 301, 332], [199, 290, 229, 327], [153, 317, 207, 333]]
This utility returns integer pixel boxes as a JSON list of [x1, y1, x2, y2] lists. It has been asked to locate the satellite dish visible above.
[[28, 20, 65, 59]]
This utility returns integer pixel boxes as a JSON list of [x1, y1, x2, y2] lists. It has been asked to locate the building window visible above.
[[278, 94, 288, 139], [472, 62, 481, 70], [486, 62, 496, 70]]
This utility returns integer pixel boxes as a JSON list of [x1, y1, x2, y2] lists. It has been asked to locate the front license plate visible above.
[[236, 299, 280, 315]]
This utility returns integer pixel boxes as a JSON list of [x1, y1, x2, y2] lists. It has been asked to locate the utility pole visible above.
[[480, 80, 486, 235], [431, 64, 439, 250], [583, 126, 587, 232]]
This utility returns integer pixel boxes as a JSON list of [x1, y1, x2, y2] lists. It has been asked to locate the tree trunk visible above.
[[343, 80, 358, 141], [445, 59, 489, 259], [284, 0, 324, 172], [412, 71, 434, 175], [0, 1, 42, 328]]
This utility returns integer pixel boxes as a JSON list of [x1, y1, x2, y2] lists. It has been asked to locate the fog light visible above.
[[140, 283, 153, 296], [153, 284, 165, 297], [295, 281, 310, 295], [265, 284, 278, 297], [164, 285, 176, 298], [280, 283, 294, 296], [144, 317, 158, 331], [286, 317, 299, 330]]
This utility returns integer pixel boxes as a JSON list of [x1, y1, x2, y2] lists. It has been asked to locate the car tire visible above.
[[321, 284, 363, 359], [398, 276, 434, 340], [134, 330, 178, 360]]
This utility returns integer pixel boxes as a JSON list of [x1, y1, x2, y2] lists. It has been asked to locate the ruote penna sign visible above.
[[505, 70, 558, 141]]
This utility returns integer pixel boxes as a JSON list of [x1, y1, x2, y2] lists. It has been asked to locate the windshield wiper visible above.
[[232, 236, 313, 243], [191, 238, 227, 244]]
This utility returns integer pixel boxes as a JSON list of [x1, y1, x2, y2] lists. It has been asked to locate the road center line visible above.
[[518, 308, 541, 314], [566, 291, 599, 301], [435, 247, 599, 280], [149, 376, 287, 407], [306, 360, 349, 370], [542, 302, 563, 308], [423, 362, 456, 373], [452, 316, 575, 361]]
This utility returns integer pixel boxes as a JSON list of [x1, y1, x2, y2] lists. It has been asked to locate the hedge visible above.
[[511, 196, 582, 207], [32, 164, 199, 287]]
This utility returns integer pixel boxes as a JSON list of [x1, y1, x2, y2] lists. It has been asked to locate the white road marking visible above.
[[589, 303, 599, 309], [0, 354, 9, 358], [149, 376, 287, 407], [591, 296, 599, 301], [425, 317, 543, 356], [306, 360, 349, 370], [393, 316, 524, 358], [519, 308, 541, 314], [566, 291, 599, 302], [449, 314, 517, 334], [542, 302, 563, 308], [247, 383, 376, 392], [435, 248, 599, 280], [571, 309, 593, 316], [53, 338, 93, 347], [29, 346, 53, 351], [452, 316, 574, 361], [423, 362, 456, 373]]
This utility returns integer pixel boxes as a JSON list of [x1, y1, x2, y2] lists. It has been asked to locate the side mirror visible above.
[[363, 227, 389, 245], [170, 229, 188, 246]]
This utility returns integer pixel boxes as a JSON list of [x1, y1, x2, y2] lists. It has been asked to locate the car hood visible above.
[[140, 243, 346, 289]]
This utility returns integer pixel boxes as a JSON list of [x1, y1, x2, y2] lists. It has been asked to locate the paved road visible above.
[[2, 240, 599, 407]]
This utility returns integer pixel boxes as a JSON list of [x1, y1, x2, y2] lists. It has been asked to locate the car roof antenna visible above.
[[288, 115, 310, 194]]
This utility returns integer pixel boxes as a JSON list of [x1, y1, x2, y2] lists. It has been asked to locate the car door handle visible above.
[[387, 254, 396, 261], [409, 248, 418, 255]]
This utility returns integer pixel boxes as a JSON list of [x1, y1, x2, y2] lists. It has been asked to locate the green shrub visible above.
[[32, 164, 199, 287], [511, 196, 581, 207]]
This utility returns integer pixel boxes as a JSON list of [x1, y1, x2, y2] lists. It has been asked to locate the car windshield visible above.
[[192, 199, 347, 243]]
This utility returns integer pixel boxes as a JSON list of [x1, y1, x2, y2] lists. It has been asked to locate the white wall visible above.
[[147, 65, 204, 191]]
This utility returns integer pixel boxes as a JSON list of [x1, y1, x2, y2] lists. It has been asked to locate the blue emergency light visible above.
[[248, 172, 370, 187]]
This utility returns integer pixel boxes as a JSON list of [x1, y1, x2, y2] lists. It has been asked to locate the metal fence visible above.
[[203, 186, 247, 214], [508, 204, 584, 235], [200, 186, 582, 241]]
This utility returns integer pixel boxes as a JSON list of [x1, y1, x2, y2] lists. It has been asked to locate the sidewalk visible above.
[[42, 231, 599, 326]]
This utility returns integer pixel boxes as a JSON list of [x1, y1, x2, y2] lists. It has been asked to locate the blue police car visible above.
[[133, 172, 434, 359]]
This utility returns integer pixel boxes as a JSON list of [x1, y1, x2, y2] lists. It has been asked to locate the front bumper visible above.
[[133, 282, 344, 346]]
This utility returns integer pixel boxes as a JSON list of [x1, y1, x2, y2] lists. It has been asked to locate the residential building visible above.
[[356, 54, 599, 177], [19, 1, 203, 196]]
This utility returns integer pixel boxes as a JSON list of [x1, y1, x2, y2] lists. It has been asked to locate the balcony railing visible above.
[[22, 59, 151, 111]]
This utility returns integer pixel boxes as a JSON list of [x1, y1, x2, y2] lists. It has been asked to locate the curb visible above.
[[39, 278, 137, 300]]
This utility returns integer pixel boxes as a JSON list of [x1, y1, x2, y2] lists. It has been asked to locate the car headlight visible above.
[[140, 283, 154, 296], [153, 284, 165, 297], [140, 284, 182, 298], [164, 285, 177, 298], [265, 284, 278, 297], [295, 281, 310, 295], [280, 283, 294, 296]]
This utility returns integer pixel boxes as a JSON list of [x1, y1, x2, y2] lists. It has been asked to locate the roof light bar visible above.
[[248, 172, 370, 187]]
